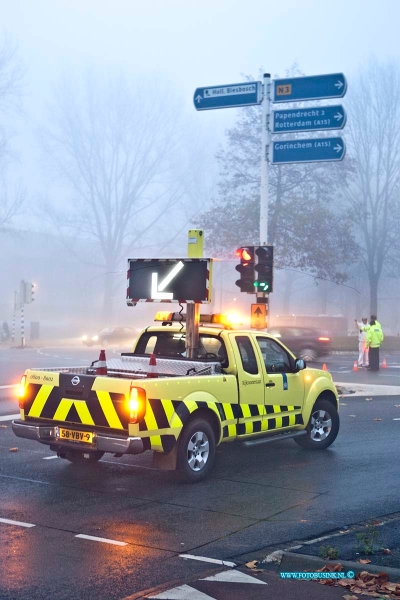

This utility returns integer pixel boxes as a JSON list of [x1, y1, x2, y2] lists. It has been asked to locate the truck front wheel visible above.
[[294, 399, 339, 450], [177, 418, 216, 483]]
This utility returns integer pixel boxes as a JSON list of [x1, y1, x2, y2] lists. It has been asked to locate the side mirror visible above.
[[295, 358, 306, 371]]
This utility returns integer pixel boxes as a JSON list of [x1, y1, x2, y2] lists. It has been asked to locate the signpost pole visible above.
[[260, 73, 271, 246], [186, 230, 203, 359]]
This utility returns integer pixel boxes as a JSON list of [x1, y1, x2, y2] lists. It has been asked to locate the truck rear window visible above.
[[134, 331, 227, 362]]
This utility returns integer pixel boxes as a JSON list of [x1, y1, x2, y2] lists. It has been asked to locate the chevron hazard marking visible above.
[[200, 570, 267, 584], [149, 585, 215, 599]]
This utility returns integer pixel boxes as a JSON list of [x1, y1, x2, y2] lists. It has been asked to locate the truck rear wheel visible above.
[[294, 399, 339, 450], [60, 450, 104, 463], [177, 417, 216, 483]]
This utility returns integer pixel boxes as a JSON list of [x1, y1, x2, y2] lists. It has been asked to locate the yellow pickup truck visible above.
[[13, 319, 339, 482]]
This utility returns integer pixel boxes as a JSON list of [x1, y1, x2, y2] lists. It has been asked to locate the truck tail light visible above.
[[318, 336, 330, 342], [18, 375, 27, 408], [128, 386, 146, 424]]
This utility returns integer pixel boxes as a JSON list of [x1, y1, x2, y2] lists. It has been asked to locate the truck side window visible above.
[[256, 337, 292, 373], [236, 336, 259, 375]]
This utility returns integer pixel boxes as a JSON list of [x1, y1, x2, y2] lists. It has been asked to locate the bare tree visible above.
[[0, 33, 25, 231], [344, 60, 400, 315], [42, 70, 185, 320]]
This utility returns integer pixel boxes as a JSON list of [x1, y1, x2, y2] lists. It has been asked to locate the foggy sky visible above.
[[3, 0, 399, 206]]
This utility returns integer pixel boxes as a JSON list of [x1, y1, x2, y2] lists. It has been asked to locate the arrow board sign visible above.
[[273, 73, 347, 103], [272, 137, 346, 165], [273, 105, 346, 134], [127, 258, 212, 304], [193, 81, 262, 111]]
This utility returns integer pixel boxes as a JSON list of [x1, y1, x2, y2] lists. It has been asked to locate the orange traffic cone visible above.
[[382, 357, 388, 369], [96, 349, 107, 375], [147, 353, 158, 378], [352, 361, 358, 372], [322, 363, 327, 371]]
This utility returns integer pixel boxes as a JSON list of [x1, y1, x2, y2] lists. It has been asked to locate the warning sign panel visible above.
[[251, 304, 267, 330]]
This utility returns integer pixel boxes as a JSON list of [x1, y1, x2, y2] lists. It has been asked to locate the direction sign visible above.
[[251, 304, 267, 329], [273, 73, 347, 103], [272, 137, 345, 165], [193, 81, 262, 111], [272, 105, 346, 134], [127, 258, 212, 304]]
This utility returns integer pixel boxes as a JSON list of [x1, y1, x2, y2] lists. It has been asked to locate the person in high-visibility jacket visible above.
[[366, 316, 384, 371]]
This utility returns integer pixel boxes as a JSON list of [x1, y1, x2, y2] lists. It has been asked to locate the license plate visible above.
[[56, 428, 93, 444]]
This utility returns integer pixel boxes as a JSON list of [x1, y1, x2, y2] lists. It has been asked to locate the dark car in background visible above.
[[81, 327, 136, 347], [267, 326, 331, 362]]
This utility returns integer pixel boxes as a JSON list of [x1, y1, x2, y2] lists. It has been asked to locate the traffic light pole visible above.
[[186, 230, 203, 359], [260, 73, 271, 246], [258, 74, 271, 317]]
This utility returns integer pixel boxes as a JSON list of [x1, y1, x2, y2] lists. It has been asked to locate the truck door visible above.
[[231, 334, 265, 435], [254, 335, 305, 432]]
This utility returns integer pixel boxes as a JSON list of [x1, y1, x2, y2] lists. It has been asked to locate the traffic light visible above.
[[254, 246, 274, 293], [20, 280, 35, 304], [235, 247, 255, 293]]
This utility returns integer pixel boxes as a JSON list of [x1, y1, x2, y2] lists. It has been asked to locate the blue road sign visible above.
[[273, 73, 347, 103], [272, 137, 346, 165], [194, 81, 262, 111], [273, 105, 346, 134]]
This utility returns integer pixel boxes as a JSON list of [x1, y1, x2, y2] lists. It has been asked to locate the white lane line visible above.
[[0, 414, 19, 422], [0, 384, 18, 390], [201, 570, 267, 585], [179, 554, 236, 567], [0, 517, 36, 528], [149, 585, 215, 600], [43, 456, 58, 460], [75, 534, 127, 546]]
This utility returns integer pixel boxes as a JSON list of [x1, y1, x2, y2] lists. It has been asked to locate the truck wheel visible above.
[[177, 418, 216, 483], [294, 399, 339, 450], [61, 450, 104, 463]]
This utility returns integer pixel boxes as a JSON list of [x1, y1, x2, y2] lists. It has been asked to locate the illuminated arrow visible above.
[[334, 143, 342, 153], [151, 261, 184, 300], [334, 80, 344, 90], [334, 112, 343, 121]]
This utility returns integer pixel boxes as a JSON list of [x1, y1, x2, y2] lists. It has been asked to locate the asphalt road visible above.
[[1, 346, 400, 599]]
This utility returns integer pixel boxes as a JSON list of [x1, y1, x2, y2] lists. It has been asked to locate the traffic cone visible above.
[[147, 353, 158, 378], [352, 361, 358, 371], [322, 363, 327, 371], [382, 357, 388, 369], [96, 349, 107, 375]]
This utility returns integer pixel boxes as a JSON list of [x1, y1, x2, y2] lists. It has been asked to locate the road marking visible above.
[[149, 585, 215, 600], [43, 455, 58, 460], [0, 517, 36, 528], [75, 534, 127, 546], [179, 554, 236, 567], [201, 570, 266, 585], [0, 414, 19, 422], [0, 384, 18, 389]]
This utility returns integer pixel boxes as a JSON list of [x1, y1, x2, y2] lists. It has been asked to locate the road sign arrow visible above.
[[334, 112, 343, 121], [334, 143, 342, 153], [151, 261, 184, 300], [273, 73, 347, 103], [193, 81, 262, 111], [254, 307, 263, 315]]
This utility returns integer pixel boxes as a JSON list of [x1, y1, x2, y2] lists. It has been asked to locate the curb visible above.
[[279, 551, 400, 581]]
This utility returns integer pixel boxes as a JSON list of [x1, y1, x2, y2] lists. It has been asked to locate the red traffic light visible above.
[[235, 247, 254, 264]]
